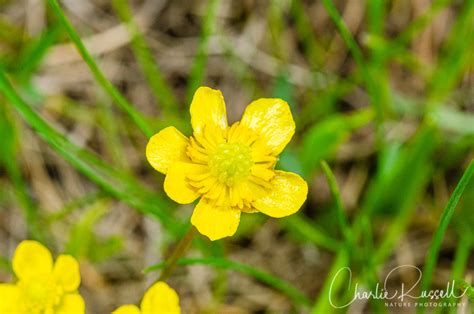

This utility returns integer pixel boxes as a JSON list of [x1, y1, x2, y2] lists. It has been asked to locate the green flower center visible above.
[[19, 277, 63, 313], [209, 142, 253, 186]]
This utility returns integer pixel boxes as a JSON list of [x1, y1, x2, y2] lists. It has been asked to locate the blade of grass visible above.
[[95, 96, 128, 169], [300, 108, 373, 176], [0, 71, 181, 234], [0, 254, 11, 272], [0, 102, 43, 240], [289, 0, 326, 69], [46, 0, 153, 137], [320, 161, 355, 250], [185, 0, 220, 103], [66, 199, 109, 258], [426, 0, 474, 107], [218, 34, 263, 97], [446, 235, 471, 314], [311, 250, 349, 314], [366, 0, 391, 138], [385, 0, 452, 58], [418, 159, 474, 313], [320, 0, 387, 155], [282, 215, 341, 252], [46, 191, 105, 222], [111, 0, 178, 113], [145, 257, 311, 307], [370, 125, 437, 264], [16, 25, 60, 81], [320, 0, 365, 71]]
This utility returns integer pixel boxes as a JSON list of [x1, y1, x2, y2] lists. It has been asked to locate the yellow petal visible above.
[[146, 127, 190, 175], [13, 240, 53, 280], [141, 282, 180, 314], [164, 162, 207, 204], [57, 293, 85, 314], [0, 284, 21, 313], [112, 305, 141, 314], [190, 86, 228, 135], [53, 255, 81, 292], [191, 199, 241, 241], [253, 171, 308, 218], [241, 98, 295, 155]]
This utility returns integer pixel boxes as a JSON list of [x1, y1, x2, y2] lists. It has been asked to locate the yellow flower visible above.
[[146, 87, 308, 240], [0, 240, 85, 314], [113, 281, 180, 314]]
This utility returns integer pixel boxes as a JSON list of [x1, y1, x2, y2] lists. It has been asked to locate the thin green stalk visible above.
[[320, 161, 355, 250], [289, 0, 325, 69], [186, 0, 220, 103], [373, 163, 432, 265], [451, 235, 472, 284], [320, 0, 385, 159], [96, 97, 128, 169], [157, 226, 196, 282], [0, 254, 11, 272], [46, 0, 153, 137], [418, 159, 474, 313], [0, 71, 180, 234], [426, 0, 474, 107], [386, 0, 452, 57], [111, 0, 178, 112], [46, 191, 105, 222], [17, 25, 60, 80], [283, 215, 341, 252], [447, 234, 471, 314], [320, 0, 365, 71], [311, 250, 349, 314], [146, 256, 311, 307], [0, 103, 42, 240]]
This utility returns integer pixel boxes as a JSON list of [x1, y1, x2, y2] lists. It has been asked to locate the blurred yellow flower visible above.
[[113, 281, 180, 314], [147, 87, 308, 240], [0, 240, 84, 314]]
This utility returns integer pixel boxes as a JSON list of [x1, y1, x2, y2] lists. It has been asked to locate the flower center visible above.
[[208, 142, 252, 186], [19, 277, 63, 313]]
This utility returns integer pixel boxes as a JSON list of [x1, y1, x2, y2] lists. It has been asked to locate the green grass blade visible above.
[[447, 235, 472, 314], [0, 102, 43, 239], [321, 0, 389, 152], [185, 0, 220, 103], [289, 0, 325, 69], [16, 26, 60, 80], [111, 0, 179, 113], [282, 215, 341, 252], [387, 0, 451, 57], [418, 159, 474, 312], [320, 0, 365, 70], [0, 71, 180, 234], [320, 161, 355, 249], [46, 0, 153, 137], [426, 0, 474, 106], [300, 108, 373, 176], [145, 257, 311, 307], [46, 191, 105, 222], [311, 250, 349, 314]]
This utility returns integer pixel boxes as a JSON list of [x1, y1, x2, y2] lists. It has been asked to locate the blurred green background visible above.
[[0, 0, 473, 313]]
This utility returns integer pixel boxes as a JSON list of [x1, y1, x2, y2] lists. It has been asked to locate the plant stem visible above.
[[158, 226, 197, 282], [418, 159, 474, 313], [46, 0, 153, 137], [320, 161, 355, 250]]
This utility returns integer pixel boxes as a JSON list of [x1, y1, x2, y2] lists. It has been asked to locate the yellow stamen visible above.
[[208, 142, 253, 186]]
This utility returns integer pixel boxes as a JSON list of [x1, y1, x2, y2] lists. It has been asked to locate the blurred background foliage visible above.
[[0, 0, 473, 313]]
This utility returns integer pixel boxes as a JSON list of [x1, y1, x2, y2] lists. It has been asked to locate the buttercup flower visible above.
[[146, 86, 308, 240], [0, 240, 84, 314], [113, 281, 180, 314]]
